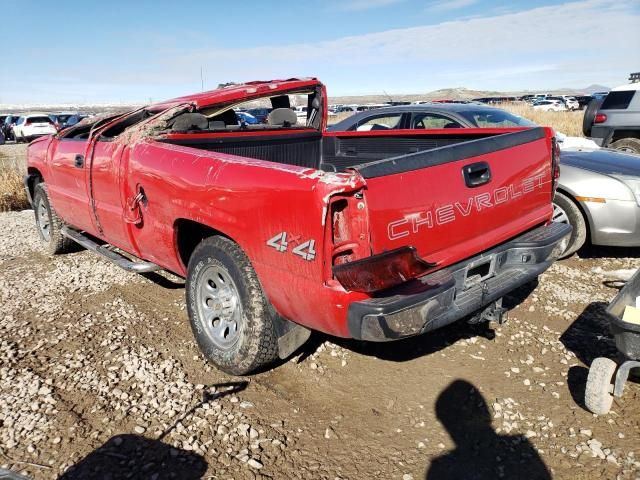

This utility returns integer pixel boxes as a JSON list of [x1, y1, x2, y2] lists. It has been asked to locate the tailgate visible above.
[[356, 127, 554, 268]]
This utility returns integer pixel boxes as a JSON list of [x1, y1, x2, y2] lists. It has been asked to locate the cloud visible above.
[[4, 0, 640, 102], [425, 0, 478, 12], [338, 0, 405, 11]]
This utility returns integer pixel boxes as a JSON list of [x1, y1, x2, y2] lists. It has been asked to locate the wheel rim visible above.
[[617, 146, 637, 154], [552, 202, 569, 224], [196, 265, 243, 350], [36, 196, 51, 241]]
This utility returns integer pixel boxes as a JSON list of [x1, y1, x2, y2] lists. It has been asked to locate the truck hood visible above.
[[561, 148, 640, 178]]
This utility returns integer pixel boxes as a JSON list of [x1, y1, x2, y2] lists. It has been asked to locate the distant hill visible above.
[[329, 85, 611, 104]]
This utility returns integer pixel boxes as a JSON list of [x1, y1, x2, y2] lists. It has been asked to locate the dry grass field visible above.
[[500, 103, 584, 137], [0, 147, 28, 212]]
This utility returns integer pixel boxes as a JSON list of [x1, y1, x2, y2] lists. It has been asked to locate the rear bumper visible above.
[[347, 222, 572, 341]]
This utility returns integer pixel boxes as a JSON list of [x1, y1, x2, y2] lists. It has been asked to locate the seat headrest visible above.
[[267, 108, 297, 126], [171, 113, 209, 132]]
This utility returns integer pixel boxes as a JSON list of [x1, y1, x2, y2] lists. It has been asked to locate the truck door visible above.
[[86, 138, 134, 251], [47, 134, 95, 233]]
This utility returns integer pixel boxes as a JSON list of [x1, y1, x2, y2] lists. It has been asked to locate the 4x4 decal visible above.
[[267, 232, 316, 261]]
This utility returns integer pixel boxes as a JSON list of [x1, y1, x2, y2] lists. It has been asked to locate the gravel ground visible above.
[[0, 143, 639, 479]]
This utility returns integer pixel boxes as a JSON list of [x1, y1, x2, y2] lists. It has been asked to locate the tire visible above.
[[585, 357, 617, 415], [582, 99, 603, 137], [33, 183, 74, 254], [609, 138, 640, 155], [552, 192, 587, 258], [186, 236, 279, 375]]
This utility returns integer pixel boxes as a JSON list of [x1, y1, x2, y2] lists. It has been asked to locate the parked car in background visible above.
[[244, 107, 271, 123], [63, 114, 90, 129], [575, 95, 593, 110], [583, 82, 640, 154], [12, 114, 57, 142], [553, 148, 640, 256], [533, 100, 567, 112], [555, 96, 579, 110], [49, 113, 76, 131], [2, 114, 21, 141], [328, 103, 536, 132], [294, 106, 308, 121], [235, 111, 259, 124]]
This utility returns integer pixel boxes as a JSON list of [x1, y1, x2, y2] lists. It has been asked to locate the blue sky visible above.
[[1, 0, 639, 104]]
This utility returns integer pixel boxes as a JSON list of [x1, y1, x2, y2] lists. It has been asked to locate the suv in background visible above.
[[584, 82, 640, 154], [2, 114, 21, 141], [12, 114, 57, 142]]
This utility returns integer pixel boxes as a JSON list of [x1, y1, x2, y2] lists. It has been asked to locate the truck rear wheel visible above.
[[552, 192, 586, 258], [33, 183, 74, 254], [186, 236, 279, 375]]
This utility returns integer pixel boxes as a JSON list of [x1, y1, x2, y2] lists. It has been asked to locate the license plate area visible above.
[[464, 255, 496, 289]]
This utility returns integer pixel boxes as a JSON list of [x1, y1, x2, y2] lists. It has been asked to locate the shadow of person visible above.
[[426, 380, 551, 480]]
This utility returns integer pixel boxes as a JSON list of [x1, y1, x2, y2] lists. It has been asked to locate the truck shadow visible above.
[[425, 379, 551, 480]]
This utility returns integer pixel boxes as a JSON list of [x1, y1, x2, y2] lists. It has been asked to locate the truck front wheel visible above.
[[186, 236, 279, 375], [33, 183, 74, 254]]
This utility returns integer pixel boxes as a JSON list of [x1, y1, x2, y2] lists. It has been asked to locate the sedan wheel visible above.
[[552, 192, 587, 258]]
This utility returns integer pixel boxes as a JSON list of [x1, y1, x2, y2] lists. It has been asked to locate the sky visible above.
[[0, 0, 639, 104]]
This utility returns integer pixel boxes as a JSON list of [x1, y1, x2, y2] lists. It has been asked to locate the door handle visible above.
[[463, 161, 491, 188], [74, 154, 84, 168]]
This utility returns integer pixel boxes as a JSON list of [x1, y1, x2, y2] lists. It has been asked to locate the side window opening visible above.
[[182, 87, 323, 134], [352, 114, 403, 131], [411, 113, 462, 129]]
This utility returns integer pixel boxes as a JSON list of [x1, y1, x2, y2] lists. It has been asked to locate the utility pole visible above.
[[200, 67, 204, 92]]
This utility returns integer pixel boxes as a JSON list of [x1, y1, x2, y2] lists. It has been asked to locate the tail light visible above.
[[551, 136, 560, 196], [594, 113, 607, 124], [333, 246, 435, 293], [327, 190, 435, 293]]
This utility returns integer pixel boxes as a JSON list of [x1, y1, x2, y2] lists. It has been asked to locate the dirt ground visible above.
[[0, 143, 639, 480]]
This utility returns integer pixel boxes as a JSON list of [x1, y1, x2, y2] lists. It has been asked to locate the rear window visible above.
[[27, 116, 53, 124], [601, 90, 635, 110], [459, 109, 536, 128]]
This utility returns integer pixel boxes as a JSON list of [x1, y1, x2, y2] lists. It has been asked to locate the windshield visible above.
[[459, 109, 537, 128]]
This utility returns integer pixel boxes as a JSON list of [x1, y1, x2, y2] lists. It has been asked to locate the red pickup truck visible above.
[[25, 78, 570, 374]]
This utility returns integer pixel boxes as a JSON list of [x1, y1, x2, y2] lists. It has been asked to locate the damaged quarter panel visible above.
[[123, 140, 369, 337]]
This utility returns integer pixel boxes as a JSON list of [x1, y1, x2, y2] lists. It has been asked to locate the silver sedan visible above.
[[554, 148, 640, 257]]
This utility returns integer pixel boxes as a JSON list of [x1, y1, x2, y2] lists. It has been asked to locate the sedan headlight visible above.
[[611, 175, 640, 207]]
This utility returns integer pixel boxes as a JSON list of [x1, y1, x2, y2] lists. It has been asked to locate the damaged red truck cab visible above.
[[25, 78, 571, 374]]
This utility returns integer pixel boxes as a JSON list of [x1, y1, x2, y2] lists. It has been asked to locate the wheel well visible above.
[[611, 130, 640, 143], [174, 219, 229, 269], [555, 188, 591, 243], [26, 167, 43, 201]]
